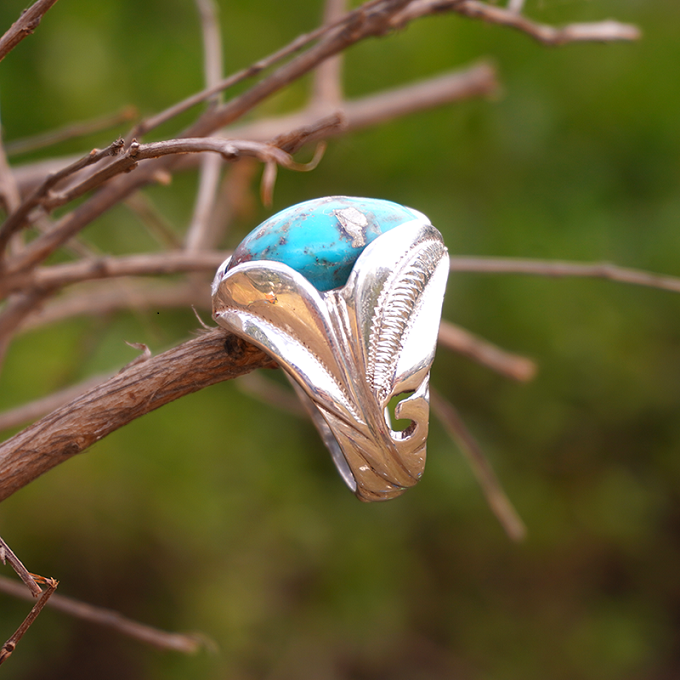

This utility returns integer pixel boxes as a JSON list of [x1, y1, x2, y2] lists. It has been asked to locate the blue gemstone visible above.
[[227, 196, 424, 291]]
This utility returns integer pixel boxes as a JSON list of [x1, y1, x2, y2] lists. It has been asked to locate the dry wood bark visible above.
[[0, 329, 274, 502]]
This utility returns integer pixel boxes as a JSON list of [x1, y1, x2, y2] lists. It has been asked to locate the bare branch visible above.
[[449, 256, 680, 294], [2, 250, 228, 298], [12, 63, 495, 199], [438, 320, 536, 382], [4, 107, 138, 158], [312, 0, 346, 110], [506, 0, 525, 14], [430, 388, 526, 542], [131, 0, 389, 138], [0, 0, 60, 63], [0, 577, 58, 666], [0, 536, 42, 597], [392, 0, 641, 45], [0, 328, 274, 502], [124, 193, 183, 249], [36, 138, 312, 214], [0, 575, 204, 653], [194, 0, 223, 102], [0, 139, 125, 254], [3, 138, 310, 278], [203, 158, 259, 250], [185, 0, 415, 137], [186, 0, 225, 252], [0, 138, 21, 216], [0, 372, 115, 432], [0, 290, 50, 370], [18, 280, 206, 334]]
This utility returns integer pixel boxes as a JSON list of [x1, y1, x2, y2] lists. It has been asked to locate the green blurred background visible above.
[[1, 0, 680, 678]]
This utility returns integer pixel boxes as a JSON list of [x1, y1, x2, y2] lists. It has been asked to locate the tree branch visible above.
[[449, 256, 680, 294], [3, 107, 137, 159], [438, 320, 536, 382], [0, 328, 273, 502], [0, 0, 60, 63], [392, 0, 641, 45], [430, 388, 526, 541], [0, 575, 203, 653]]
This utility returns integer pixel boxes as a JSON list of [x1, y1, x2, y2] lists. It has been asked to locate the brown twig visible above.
[[0, 289, 51, 371], [0, 139, 125, 254], [4, 106, 138, 157], [0, 536, 42, 597], [18, 281, 207, 336], [12, 63, 496, 199], [1, 250, 228, 299], [1, 137, 315, 279], [392, 0, 641, 45], [130, 0, 388, 139], [0, 577, 58, 666], [36, 138, 314, 215], [0, 328, 274, 502], [186, 0, 224, 252], [124, 193, 183, 249], [438, 320, 536, 382], [183, 0, 415, 137], [0, 372, 115, 432], [203, 158, 259, 250], [0, 0, 60, 63], [430, 388, 526, 541], [0, 575, 204, 653], [0, 137, 21, 217], [449, 256, 680, 294], [311, 0, 346, 110]]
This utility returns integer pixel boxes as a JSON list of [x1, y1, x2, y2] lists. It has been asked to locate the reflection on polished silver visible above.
[[212, 216, 449, 502]]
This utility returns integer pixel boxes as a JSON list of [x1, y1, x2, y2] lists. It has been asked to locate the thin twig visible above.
[[449, 256, 680, 294], [4, 107, 138, 157], [131, 0, 388, 139], [438, 320, 536, 382], [186, 0, 224, 252], [2, 138, 314, 278], [184, 0, 415, 137], [0, 137, 21, 216], [0, 0, 60, 63], [5, 1, 490, 272], [392, 0, 641, 45], [311, 0, 346, 110], [0, 575, 204, 653], [0, 536, 42, 597], [204, 158, 259, 250], [194, 0, 223, 103], [36, 138, 311, 214], [0, 328, 275, 502], [0, 372, 115, 432], [0, 577, 58, 666], [124, 193, 183, 249], [430, 388, 526, 542], [0, 139, 125, 254], [1, 250, 228, 299], [12, 62, 496, 198], [0, 289, 51, 371], [20, 281, 207, 336]]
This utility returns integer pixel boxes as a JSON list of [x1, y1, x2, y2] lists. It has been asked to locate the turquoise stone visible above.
[[227, 196, 424, 291]]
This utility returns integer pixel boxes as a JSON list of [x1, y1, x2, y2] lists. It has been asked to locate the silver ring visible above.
[[212, 197, 449, 502]]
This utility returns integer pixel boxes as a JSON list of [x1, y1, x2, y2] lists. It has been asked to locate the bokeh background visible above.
[[1, 0, 679, 678]]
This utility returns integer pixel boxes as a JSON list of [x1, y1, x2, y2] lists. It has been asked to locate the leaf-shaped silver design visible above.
[[212, 218, 449, 502]]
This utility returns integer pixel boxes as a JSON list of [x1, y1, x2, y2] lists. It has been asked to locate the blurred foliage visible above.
[[1, 0, 680, 678]]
